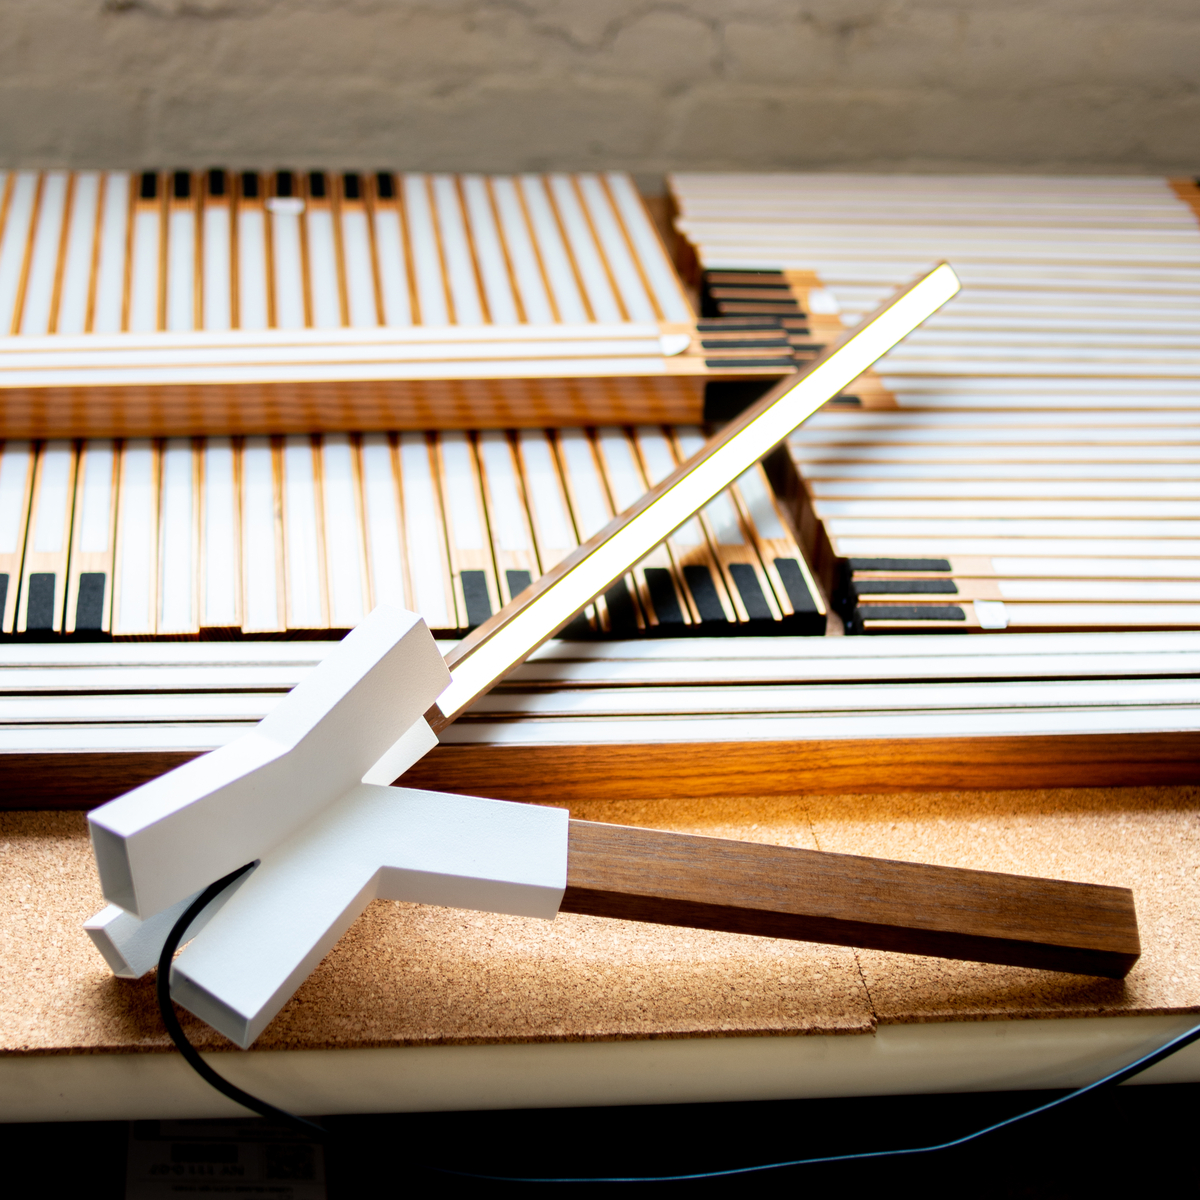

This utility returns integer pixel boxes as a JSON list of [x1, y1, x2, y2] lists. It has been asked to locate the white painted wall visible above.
[[1, 1, 1197, 176]]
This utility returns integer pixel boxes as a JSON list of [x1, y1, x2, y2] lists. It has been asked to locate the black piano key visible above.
[[849, 557, 952, 573], [604, 582, 639, 635], [682, 566, 728, 624], [773, 558, 819, 614], [376, 172, 396, 200], [700, 338, 790, 350], [172, 171, 191, 200], [308, 171, 327, 199], [716, 300, 801, 312], [139, 172, 158, 201], [827, 394, 862, 407], [560, 611, 595, 639], [25, 574, 56, 631], [240, 172, 260, 200], [787, 342, 826, 353], [342, 173, 362, 201], [852, 579, 959, 596], [728, 563, 774, 620], [857, 604, 966, 622], [275, 171, 294, 198], [704, 357, 796, 369], [643, 568, 685, 625], [207, 169, 227, 197], [0, 574, 7, 620], [460, 571, 492, 629], [696, 319, 783, 332], [505, 569, 533, 598], [705, 269, 786, 281], [75, 573, 107, 631]]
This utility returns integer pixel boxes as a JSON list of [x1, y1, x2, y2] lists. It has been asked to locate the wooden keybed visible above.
[[0, 169, 874, 436]]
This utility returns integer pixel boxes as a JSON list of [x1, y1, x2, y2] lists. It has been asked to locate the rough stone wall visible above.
[[1, 1, 1197, 176]]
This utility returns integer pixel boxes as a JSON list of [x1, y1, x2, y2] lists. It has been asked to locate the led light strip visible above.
[[433, 262, 961, 723]]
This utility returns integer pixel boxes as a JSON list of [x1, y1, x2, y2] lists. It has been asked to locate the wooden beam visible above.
[[559, 819, 1140, 979]]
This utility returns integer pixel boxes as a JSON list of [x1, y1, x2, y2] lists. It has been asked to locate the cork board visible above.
[[3, 785, 1199, 1059]]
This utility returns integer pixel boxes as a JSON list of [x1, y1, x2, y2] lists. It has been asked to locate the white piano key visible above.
[[0, 442, 33, 555], [359, 434, 407, 609], [241, 438, 282, 632], [596, 426, 644, 511], [835, 537, 1200, 558], [733, 467, 788, 542], [818, 499, 1200, 519], [166, 206, 195, 332], [516, 430, 575, 554], [577, 174, 656, 322], [477, 431, 532, 551], [305, 204, 342, 328], [431, 174, 484, 325], [237, 205, 269, 331], [201, 438, 239, 627], [439, 431, 485, 549], [270, 201, 306, 330], [158, 439, 196, 633], [604, 172, 692, 322], [0, 172, 38, 334], [202, 203, 233, 331], [128, 201, 161, 333], [461, 175, 519, 325], [547, 174, 623, 322], [403, 174, 449, 326], [57, 172, 100, 335], [31, 442, 72, 555], [398, 433, 453, 629], [1004, 603, 1200, 627], [320, 435, 366, 627], [990, 557, 1200, 580], [997, 579, 1200, 601], [340, 207, 378, 327], [79, 441, 114, 554], [518, 175, 588, 323], [828, 517, 1200, 539], [19, 171, 68, 335], [282, 436, 325, 626], [556, 428, 611, 538], [491, 177, 554, 323], [372, 204, 411, 326], [114, 442, 158, 636]]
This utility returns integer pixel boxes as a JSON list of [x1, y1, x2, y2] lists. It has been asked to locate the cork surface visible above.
[[3, 786, 1199, 1058]]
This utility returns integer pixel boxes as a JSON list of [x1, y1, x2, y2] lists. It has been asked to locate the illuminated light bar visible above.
[[433, 262, 962, 723]]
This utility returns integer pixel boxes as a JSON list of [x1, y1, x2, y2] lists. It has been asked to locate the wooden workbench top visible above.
[[3, 786, 1199, 1057]]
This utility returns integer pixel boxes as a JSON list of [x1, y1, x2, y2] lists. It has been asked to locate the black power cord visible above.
[[159, 871, 1200, 1180], [155, 863, 326, 1141]]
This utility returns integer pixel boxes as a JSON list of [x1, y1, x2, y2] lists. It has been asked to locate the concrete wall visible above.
[[2, 1, 1198, 179]]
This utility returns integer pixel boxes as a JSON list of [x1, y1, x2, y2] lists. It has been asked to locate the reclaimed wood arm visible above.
[[560, 820, 1140, 979]]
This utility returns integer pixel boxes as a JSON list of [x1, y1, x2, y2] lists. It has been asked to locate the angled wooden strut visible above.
[[562, 822, 1140, 980]]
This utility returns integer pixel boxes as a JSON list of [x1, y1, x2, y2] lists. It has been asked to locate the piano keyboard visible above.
[[671, 173, 1200, 633], [0, 429, 824, 640], [0, 169, 864, 438]]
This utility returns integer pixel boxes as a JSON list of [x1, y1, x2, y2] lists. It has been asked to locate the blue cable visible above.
[[431, 1019, 1200, 1183]]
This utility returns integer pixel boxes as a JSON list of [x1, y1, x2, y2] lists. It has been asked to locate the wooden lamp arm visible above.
[[561, 820, 1140, 979]]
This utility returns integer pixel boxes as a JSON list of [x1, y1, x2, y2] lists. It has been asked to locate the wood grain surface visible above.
[[4, 730, 1197, 810], [560, 819, 1141, 978], [0, 376, 705, 439]]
